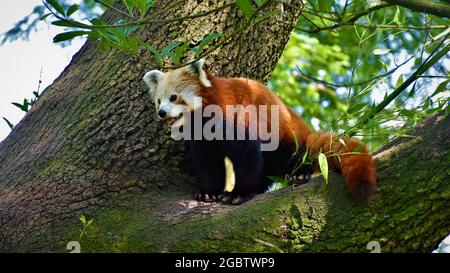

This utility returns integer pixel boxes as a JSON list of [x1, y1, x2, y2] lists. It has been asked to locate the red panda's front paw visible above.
[[194, 192, 218, 203]]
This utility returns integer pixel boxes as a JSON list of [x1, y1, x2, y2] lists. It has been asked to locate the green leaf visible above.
[[53, 31, 90, 43], [66, 4, 79, 17], [267, 176, 289, 191], [2, 117, 14, 130], [408, 84, 416, 97], [90, 18, 107, 26], [301, 150, 308, 164], [11, 100, 29, 112], [79, 215, 86, 225], [11, 102, 24, 110], [289, 126, 300, 155], [400, 109, 414, 119], [97, 39, 112, 51], [125, 37, 139, 54], [393, 7, 400, 24], [318, 0, 332, 12], [378, 59, 388, 72], [123, 0, 136, 17], [161, 42, 183, 58], [347, 102, 366, 114], [136, 0, 155, 18], [143, 44, 162, 63], [46, 0, 65, 16], [195, 32, 222, 57], [318, 153, 329, 184], [174, 41, 190, 64], [39, 13, 52, 21], [373, 48, 390, 55], [102, 27, 127, 46], [395, 74, 403, 88], [136, 0, 147, 18], [52, 20, 88, 28], [236, 0, 254, 18], [267, 176, 289, 184], [254, 0, 267, 7], [431, 80, 449, 98], [422, 97, 431, 110], [23, 98, 29, 109]]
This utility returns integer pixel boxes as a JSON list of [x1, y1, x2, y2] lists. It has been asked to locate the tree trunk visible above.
[[0, 0, 304, 252]]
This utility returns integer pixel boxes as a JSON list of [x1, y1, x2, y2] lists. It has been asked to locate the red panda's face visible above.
[[143, 59, 211, 128]]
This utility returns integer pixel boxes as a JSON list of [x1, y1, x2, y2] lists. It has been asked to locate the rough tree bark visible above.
[[0, 0, 448, 253], [0, 0, 303, 252]]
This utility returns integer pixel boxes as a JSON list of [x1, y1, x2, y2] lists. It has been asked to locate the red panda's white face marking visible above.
[[143, 59, 210, 128]]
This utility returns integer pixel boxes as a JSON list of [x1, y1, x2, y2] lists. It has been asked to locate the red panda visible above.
[[143, 59, 377, 204]]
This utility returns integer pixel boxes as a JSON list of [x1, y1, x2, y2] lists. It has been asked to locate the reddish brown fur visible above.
[[306, 133, 377, 198], [201, 72, 311, 143], [201, 70, 377, 199]]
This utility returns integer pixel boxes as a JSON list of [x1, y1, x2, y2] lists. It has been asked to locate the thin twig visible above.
[[36, 67, 43, 94], [159, 0, 274, 70], [296, 54, 415, 89], [94, 0, 135, 19], [45, 2, 235, 30], [349, 34, 450, 136], [347, 3, 393, 22], [297, 22, 448, 33], [353, 23, 448, 30]]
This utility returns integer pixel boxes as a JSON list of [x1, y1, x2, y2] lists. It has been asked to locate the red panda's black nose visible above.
[[158, 109, 167, 118]]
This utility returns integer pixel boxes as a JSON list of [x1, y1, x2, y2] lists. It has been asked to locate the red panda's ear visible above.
[[189, 59, 212, 87], [143, 70, 164, 96]]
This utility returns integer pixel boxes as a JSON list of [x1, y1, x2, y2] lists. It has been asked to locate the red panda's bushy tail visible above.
[[305, 132, 377, 199]]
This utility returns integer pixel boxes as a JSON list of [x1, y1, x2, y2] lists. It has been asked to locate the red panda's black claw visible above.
[[287, 173, 312, 185], [293, 173, 311, 185], [231, 196, 243, 205], [195, 192, 218, 203], [218, 191, 232, 204], [230, 194, 255, 205], [304, 174, 311, 182], [218, 192, 255, 205]]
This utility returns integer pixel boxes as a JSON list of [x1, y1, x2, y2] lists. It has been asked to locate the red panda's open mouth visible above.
[[166, 114, 182, 126]]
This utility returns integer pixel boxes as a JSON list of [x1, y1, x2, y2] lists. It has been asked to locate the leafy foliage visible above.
[[270, 0, 449, 151], [0, 0, 108, 45], [2, 70, 43, 130], [79, 215, 94, 240], [2, 118, 14, 130], [36, 0, 234, 67]]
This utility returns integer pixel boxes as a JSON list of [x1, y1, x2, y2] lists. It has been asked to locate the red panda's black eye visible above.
[[170, 94, 178, 102]]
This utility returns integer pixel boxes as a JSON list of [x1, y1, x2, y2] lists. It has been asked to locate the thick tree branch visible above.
[[41, 111, 450, 252], [384, 0, 450, 18]]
